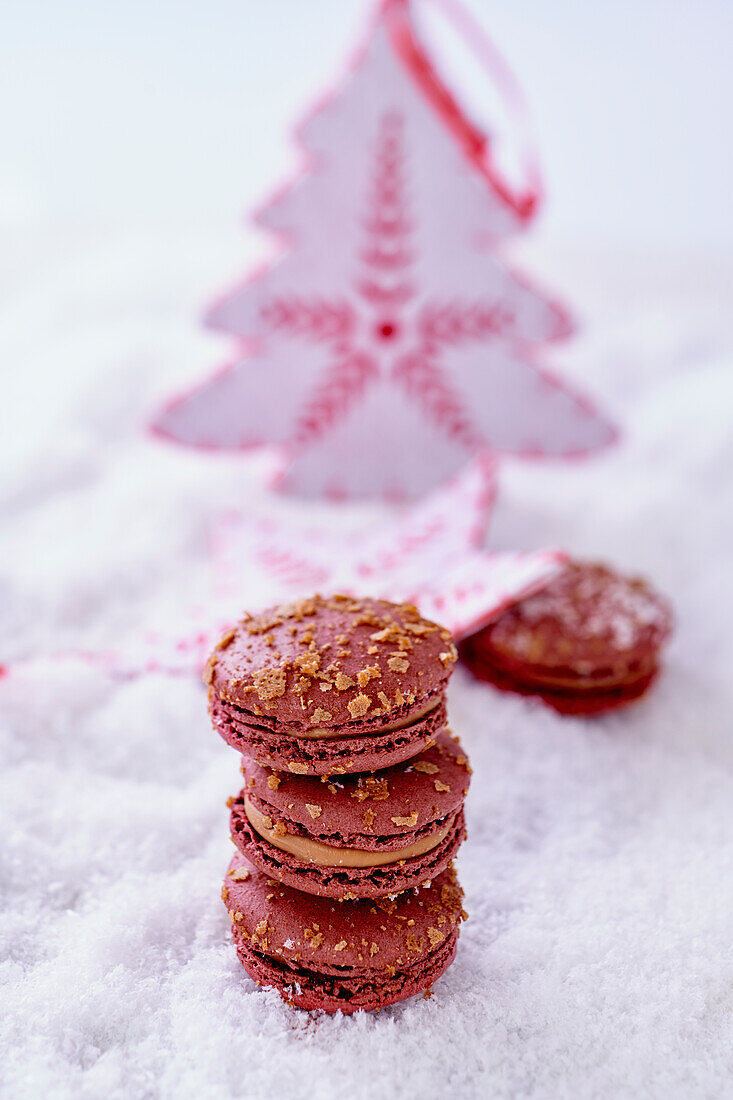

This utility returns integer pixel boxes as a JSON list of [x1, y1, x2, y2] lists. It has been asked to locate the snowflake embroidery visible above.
[[153, 10, 615, 498]]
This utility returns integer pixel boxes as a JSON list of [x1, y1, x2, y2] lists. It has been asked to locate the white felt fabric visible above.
[[2, 227, 732, 1099]]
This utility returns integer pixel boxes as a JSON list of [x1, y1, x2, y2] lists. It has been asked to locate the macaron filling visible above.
[[243, 796, 454, 868], [297, 698, 440, 739], [217, 693, 442, 740], [473, 645, 660, 691]]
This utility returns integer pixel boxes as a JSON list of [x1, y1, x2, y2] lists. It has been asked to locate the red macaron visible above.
[[461, 560, 672, 715], [222, 853, 467, 1013], [229, 728, 471, 900], [206, 594, 457, 775]]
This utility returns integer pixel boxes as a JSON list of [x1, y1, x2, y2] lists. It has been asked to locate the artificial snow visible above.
[[1, 226, 733, 1099]]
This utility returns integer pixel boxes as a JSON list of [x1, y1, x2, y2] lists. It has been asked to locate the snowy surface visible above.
[[2, 225, 733, 1099]]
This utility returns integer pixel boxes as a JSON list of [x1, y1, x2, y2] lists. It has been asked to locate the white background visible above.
[[1, 0, 732, 248]]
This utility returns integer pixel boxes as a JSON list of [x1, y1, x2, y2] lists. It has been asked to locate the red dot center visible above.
[[377, 321, 398, 340]]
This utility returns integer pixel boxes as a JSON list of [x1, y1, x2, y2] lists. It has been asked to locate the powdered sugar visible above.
[[488, 562, 672, 667], [2, 227, 733, 1099]]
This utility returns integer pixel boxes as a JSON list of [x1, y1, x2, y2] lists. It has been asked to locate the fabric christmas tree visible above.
[[153, 0, 615, 499]]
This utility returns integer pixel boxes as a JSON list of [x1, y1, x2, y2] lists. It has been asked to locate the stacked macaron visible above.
[[206, 594, 470, 1013]]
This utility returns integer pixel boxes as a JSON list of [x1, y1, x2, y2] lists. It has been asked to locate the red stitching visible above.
[[393, 350, 479, 448], [293, 351, 378, 444], [260, 297, 354, 340], [357, 111, 416, 305], [419, 302, 517, 343]]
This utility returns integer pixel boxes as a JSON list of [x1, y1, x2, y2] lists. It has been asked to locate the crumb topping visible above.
[[348, 693, 371, 718], [351, 777, 389, 802], [227, 866, 250, 881], [252, 666, 286, 701], [208, 595, 457, 728], [391, 811, 419, 827]]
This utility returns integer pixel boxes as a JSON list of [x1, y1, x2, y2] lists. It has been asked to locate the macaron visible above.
[[229, 728, 471, 900], [222, 852, 467, 1013], [460, 560, 672, 715], [205, 594, 457, 775]]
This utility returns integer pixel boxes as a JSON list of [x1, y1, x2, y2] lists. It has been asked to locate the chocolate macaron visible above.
[[461, 560, 673, 715], [222, 853, 467, 1013], [229, 728, 471, 900], [206, 594, 457, 775]]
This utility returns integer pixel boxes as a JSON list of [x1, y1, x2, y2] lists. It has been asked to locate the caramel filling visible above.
[[485, 650, 658, 691], [244, 797, 452, 868], [299, 698, 440, 740]]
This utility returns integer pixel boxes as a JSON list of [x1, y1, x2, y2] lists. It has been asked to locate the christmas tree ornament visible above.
[[460, 560, 673, 715], [153, 0, 616, 500]]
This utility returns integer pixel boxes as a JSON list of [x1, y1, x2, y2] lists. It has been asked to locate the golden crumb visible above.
[[413, 760, 439, 775], [335, 672, 355, 691], [439, 644, 458, 667], [228, 867, 250, 882], [391, 811, 419, 827], [352, 777, 389, 803], [388, 656, 410, 673], [267, 774, 281, 790], [252, 665, 287, 701], [427, 927, 444, 948], [305, 804, 322, 820], [434, 780, 451, 793], [288, 763, 309, 774], [348, 693, 371, 718], [357, 665, 381, 687]]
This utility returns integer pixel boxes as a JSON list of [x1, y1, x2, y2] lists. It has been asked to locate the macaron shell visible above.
[[461, 643, 660, 715], [240, 728, 471, 843], [209, 689, 447, 775], [230, 802, 466, 899], [233, 926, 458, 1014], [473, 561, 672, 680], [204, 594, 457, 731], [222, 852, 466, 975]]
